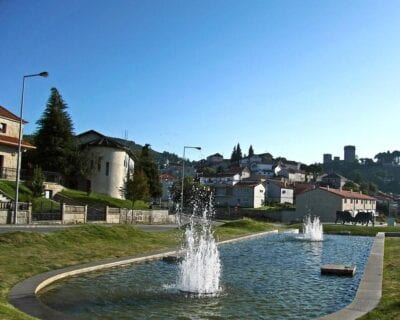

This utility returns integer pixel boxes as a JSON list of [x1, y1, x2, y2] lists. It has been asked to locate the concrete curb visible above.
[[320, 232, 385, 320], [9, 230, 278, 320]]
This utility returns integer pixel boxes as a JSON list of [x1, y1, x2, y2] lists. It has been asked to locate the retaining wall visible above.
[[0, 205, 32, 224], [105, 207, 176, 224], [61, 204, 87, 224]]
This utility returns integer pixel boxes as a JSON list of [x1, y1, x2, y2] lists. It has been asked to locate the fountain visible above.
[[177, 191, 221, 295], [303, 215, 323, 241]]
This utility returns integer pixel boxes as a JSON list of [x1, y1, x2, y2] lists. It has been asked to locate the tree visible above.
[[132, 168, 150, 201], [236, 143, 242, 159], [30, 166, 45, 197], [34, 88, 76, 176], [230, 145, 237, 162], [170, 176, 211, 214], [230, 143, 243, 162], [342, 181, 360, 192], [302, 163, 323, 182], [137, 144, 162, 199], [248, 145, 254, 157]]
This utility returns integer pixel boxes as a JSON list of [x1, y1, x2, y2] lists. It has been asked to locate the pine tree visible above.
[[230, 145, 237, 162], [132, 168, 150, 201], [34, 88, 76, 176], [138, 144, 162, 199], [248, 145, 254, 157], [236, 143, 242, 159]]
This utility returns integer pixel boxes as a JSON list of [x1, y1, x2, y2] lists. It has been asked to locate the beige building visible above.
[[296, 187, 376, 222], [77, 130, 135, 199], [214, 181, 265, 208], [0, 106, 35, 180]]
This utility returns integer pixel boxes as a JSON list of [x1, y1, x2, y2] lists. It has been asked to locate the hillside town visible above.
[[0, 97, 398, 225]]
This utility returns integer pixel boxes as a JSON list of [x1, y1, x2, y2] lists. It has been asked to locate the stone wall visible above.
[[62, 204, 87, 224], [0, 204, 32, 224], [105, 207, 176, 224]]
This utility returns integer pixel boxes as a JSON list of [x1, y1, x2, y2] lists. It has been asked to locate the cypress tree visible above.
[[132, 168, 150, 201], [230, 145, 237, 162], [34, 88, 76, 175], [138, 144, 162, 199], [248, 145, 254, 157], [236, 143, 242, 159]]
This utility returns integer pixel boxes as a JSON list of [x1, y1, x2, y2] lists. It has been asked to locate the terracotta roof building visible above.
[[295, 187, 376, 222], [0, 105, 35, 180]]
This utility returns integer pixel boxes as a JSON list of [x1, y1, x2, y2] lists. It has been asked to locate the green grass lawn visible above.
[[60, 188, 149, 209], [359, 237, 400, 320], [0, 180, 32, 201]]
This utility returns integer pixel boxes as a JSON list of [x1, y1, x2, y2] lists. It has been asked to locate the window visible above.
[[0, 123, 6, 133], [105, 162, 110, 176], [90, 160, 94, 170], [97, 157, 102, 171]]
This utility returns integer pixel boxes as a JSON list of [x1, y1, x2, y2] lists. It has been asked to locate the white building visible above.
[[160, 173, 177, 202], [76, 130, 135, 199], [200, 167, 250, 186], [214, 181, 265, 208], [265, 180, 294, 204]]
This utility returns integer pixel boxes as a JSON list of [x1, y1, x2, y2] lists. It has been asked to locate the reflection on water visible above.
[[39, 234, 373, 320]]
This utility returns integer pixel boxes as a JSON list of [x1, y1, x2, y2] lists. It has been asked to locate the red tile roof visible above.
[[0, 135, 35, 149], [0, 106, 27, 123], [319, 187, 375, 200]]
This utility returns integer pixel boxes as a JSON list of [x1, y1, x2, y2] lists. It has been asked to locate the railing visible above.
[[0, 167, 64, 184], [0, 201, 30, 210]]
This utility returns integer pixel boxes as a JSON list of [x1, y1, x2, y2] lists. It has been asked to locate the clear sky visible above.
[[1, 0, 399, 164]]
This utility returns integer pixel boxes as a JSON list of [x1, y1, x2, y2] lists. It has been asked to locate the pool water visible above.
[[39, 234, 373, 319]]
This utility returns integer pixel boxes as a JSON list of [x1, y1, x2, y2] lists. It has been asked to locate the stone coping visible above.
[[9, 230, 278, 320], [320, 232, 385, 320]]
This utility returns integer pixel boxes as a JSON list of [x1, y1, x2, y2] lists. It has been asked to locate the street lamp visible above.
[[180, 146, 201, 219], [14, 71, 48, 224]]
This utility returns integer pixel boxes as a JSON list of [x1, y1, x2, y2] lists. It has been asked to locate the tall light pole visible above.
[[180, 146, 201, 217], [14, 71, 48, 224]]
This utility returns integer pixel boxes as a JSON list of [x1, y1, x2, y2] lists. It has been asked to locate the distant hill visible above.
[[110, 137, 183, 166], [323, 161, 400, 194]]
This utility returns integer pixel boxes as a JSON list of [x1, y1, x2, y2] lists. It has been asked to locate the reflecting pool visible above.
[[39, 234, 373, 319]]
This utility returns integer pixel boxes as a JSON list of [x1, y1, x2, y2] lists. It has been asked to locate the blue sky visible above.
[[1, 0, 399, 164]]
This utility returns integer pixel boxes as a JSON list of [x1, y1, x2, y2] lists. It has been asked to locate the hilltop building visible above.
[[344, 145, 356, 162], [323, 153, 332, 164]]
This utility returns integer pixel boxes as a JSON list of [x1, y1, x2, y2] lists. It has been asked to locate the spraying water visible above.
[[177, 191, 221, 295], [303, 215, 323, 241]]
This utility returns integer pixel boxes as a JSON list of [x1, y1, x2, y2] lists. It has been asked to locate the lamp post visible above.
[[14, 71, 48, 224], [180, 146, 201, 219]]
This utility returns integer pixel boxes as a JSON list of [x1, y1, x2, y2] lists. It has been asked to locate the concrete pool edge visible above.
[[8, 229, 279, 320], [320, 232, 385, 320]]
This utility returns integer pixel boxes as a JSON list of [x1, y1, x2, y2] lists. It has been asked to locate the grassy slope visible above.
[[0, 219, 276, 320], [60, 188, 149, 209], [359, 238, 400, 320]]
